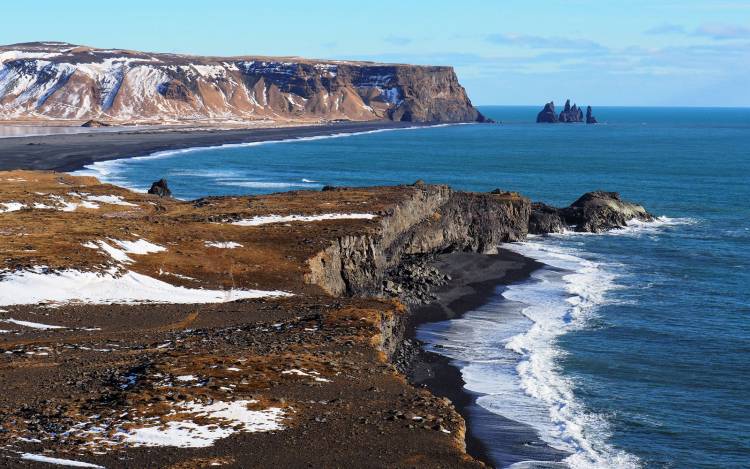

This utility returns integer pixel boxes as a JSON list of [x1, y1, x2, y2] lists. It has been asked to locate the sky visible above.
[[3, 1, 749, 106]]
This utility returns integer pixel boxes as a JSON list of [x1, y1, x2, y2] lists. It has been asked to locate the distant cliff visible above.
[[0, 42, 485, 124]]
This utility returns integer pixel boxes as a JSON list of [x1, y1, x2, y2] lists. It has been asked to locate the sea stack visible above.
[[586, 106, 598, 124], [558, 99, 584, 123], [536, 101, 559, 123]]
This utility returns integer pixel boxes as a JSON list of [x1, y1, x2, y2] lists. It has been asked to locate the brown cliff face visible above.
[[0, 42, 484, 124]]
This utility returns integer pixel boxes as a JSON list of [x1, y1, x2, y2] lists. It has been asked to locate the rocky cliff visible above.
[[305, 185, 650, 298], [0, 42, 484, 124]]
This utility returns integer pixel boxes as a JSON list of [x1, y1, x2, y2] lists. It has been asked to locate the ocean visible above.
[[75, 106, 750, 468]]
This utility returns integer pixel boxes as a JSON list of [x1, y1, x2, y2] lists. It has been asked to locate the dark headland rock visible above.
[[530, 191, 653, 234], [147, 178, 172, 197], [586, 106, 598, 124], [536, 101, 559, 123]]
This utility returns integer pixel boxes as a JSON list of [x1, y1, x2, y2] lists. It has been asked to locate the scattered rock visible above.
[[81, 119, 111, 128], [147, 178, 172, 197]]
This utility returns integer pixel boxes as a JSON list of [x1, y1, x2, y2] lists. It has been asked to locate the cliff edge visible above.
[[0, 42, 484, 124]]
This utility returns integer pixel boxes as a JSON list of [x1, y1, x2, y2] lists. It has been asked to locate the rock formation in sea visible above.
[[529, 191, 653, 233], [536, 101, 559, 123], [0, 42, 485, 124], [586, 105, 598, 124], [537, 100, 598, 124], [558, 99, 584, 123]]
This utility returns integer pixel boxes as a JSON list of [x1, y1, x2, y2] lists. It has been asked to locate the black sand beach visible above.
[[406, 251, 569, 468], [0, 121, 418, 172]]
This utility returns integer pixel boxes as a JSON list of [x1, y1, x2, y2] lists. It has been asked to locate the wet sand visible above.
[[0, 121, 419, 172], [407, 251, 569, 468]]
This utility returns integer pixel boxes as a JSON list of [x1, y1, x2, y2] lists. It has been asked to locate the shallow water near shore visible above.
[[75, 106, 750, 468]]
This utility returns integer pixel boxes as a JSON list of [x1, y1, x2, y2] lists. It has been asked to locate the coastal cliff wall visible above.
[[305, 185, 650, 299], [305, 185, 530, 297], [0, 42, 483, 124]]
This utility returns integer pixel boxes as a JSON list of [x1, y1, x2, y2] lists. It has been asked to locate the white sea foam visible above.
[[418, 235, 646, 469], [500, 241, 640, 469]]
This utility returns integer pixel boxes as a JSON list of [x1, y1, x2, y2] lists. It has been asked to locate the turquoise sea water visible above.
[[77, 106, 750, 468]]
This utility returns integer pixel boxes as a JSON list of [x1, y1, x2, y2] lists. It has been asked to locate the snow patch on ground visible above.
[[0, 202, 25, 212], [232, 213, 377, 226], [19, 453, 104, 468], [204, 241, 243, 249], [116, 400, 284, 448], [281, 368, 331, 383], [1, 318, 65, 330], [84, 195, 137, 206], [83, 238, 165, 264], [0, 267, 292, 306]]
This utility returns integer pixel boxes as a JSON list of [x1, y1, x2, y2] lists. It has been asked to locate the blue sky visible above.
[[3, 1, 750, 106]]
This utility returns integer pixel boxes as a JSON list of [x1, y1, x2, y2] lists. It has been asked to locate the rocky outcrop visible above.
[[0, 42, 484, 124], [536, 101, 558, 123], [537, 100, 598, 124], [586, 106, 597, 124], [305, 185, 529, 297], [306, 186, 652, 296], [558, 99, 583, 123], [80, 119, 110, 128], [530, 191, 653, 234], [147, 178, 171, 197], [529, 202, 566, 234]]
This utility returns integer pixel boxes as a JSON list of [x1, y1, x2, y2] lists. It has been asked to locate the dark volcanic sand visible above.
[[0, 121, 418, 172], [406, 250, 569, 468]]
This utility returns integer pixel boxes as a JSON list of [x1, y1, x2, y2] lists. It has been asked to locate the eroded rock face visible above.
[[529, 191, 653, 234], [563, 191, 653, 232], [529, 202, 566, 234], [0, 42, 484, 124]]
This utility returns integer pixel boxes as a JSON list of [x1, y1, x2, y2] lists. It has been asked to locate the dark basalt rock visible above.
[[558, 99, 584, 123], [586, 106, 598, 124], [536, 101, 558, 123], [529, 203, 566, 234], [561, 191, 653, 232], [80, 119, 110, 128], [147, 178, 171, 197], [530, 191, 653, 234]]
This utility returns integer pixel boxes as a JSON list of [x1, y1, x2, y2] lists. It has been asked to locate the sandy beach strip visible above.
[[0, 120, 422, 172]]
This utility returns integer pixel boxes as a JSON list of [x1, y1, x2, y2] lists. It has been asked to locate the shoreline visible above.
[[405, 251, 569, 468], [0, 120, 429, 173]]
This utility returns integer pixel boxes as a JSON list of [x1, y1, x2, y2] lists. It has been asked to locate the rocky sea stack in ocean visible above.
[[537, 99, 597, 124]]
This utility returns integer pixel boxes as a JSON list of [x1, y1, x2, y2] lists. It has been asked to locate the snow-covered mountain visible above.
[[0, 42, 484, 124]]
